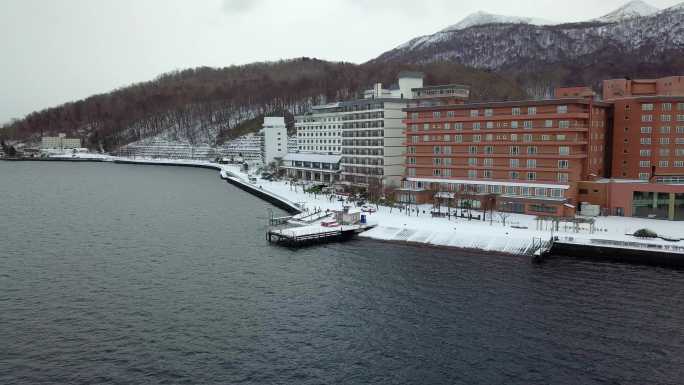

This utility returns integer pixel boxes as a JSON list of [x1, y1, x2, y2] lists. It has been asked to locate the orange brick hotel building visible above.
[[399, 77, 684, 220]]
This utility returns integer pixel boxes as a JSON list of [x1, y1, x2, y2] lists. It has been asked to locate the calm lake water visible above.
[[1, 161, 683, 385]]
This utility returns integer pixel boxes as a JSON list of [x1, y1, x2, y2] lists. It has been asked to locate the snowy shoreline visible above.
[[7, 154, 684, 257]]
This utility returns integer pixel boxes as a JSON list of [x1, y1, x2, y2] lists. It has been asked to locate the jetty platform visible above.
[[267, 224, 375, 247]]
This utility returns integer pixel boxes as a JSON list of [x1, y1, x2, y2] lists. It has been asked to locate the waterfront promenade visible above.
[[6, 154, 684, 260]]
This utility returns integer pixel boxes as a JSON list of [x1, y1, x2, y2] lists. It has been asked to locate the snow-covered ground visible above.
[[29, 154, 684, 255], [214, 165, 682, 255]]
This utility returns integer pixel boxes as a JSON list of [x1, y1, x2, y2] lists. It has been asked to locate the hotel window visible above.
[[468, 158, 477, 166], [484, 108, 493, 117], [511, 121, 519, 129], [509, 172, 519, 180], [639, 149, 651, 156], [447, 111, 455, 117], [545, 120, 553, 128], [455, 135, 463, 143], [490, 185, 501, 194], [677, 149, 684, 156], [486, 121, 494, 129], [483, 170, 493, 179], [473, 135, 482, 143], [433, 111, 441, 118], [411, 112, 419, 119], [660, 148, 670, 156], [433, 146, 442, 154], [444, 123, 451, 130], [470, 110, 479, 117], [558, 160, 569, 169], [660, 138, 670, 145], [639, 160, 651, 168], [528, 107, 537, 115], [484, 158, 494, 167], [408, 146, 416, 154], [535, 188, 546, 197], [408, 157, 416, 164], [510, 146, 520, 155], [662, 115, 672, 122], [485, 134, 493, 141], [527, 159, 536, 168], [642, 115, 653, 122], [454, 122, 464, 131], [523, 134, 533, 142], [541, 135, 551, 141], [559, 146, 570, 155], [473, 122, 481, 130], [407, 168, 416, 177], [527, 146, 538, 155], [558, 173, 569, 183], [678, 139, 684, 144], [423, 135, 430, 142], [484, 146, 494, 154], [469, 146, 478, 154], [527, 172, 537, 181], [675, 161, 684, 167], [512, 107, 521, 116], [468, 170, 477, 179], [423, 123, 430, 130], [443, 169, 452, 177], [678, 115, 684, 122], [678, 103, 684, 111], [640, 137, 651, 145], [659, 161, 669, 168], [677, 126, 684, 134], [642, 103, 654, 111], [523, 121, 533, 129], [552, 189, 563, 198], [639, 173, 650, 180], [559, 120, 570, 129], [510, 134, 518, 141], [663, 103, 672, 111], [444, 134, 451, 142], [557, 105, 568, 114], [510, 159, 519, 168], [640, 126, 652, 134], [433, 169, 442, 176], [411, 136, 419, 144]]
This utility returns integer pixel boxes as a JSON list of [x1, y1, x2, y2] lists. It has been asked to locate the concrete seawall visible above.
[[551, 242, 684, 268], [223, 176, 301, 215]]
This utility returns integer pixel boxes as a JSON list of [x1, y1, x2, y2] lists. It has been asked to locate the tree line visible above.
[[0, 58, 527, 151]]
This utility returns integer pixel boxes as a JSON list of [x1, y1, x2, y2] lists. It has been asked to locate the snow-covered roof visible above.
[[408, 177, 569, 190], [283, 153, 342, 163]]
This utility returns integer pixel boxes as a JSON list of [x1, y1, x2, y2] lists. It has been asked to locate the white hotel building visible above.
[[287, 72, 424, 189]]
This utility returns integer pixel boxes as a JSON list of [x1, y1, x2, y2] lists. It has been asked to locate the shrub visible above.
[[633, 229, 658, 238]]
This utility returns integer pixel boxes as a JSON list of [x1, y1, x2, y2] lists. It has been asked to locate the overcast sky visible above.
[[0, 0, 680, 123]]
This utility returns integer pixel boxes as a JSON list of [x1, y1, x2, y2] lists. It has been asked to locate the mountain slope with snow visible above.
[[595, 0, 659, 22], [374, 3, 684, 70], [440, 11, 553, 32]]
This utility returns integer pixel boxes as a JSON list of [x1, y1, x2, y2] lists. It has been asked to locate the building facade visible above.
[[40, 133, 81, 150], [401, 91, 610, 217], [262, 117, 287, 165], [290, 72, 425, 189], [282, 153, 341, 184]]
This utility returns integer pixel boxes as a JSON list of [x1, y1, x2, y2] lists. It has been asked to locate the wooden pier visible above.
[[267, 225, 375, 248]]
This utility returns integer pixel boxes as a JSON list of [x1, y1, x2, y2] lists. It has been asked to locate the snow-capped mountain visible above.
[[374, 1, 684, 70], [595, 0, 659, 22], [440, 11, 553, 32]]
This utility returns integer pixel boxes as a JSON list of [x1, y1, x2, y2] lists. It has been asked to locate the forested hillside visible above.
[[0, 58, 525, 151]]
